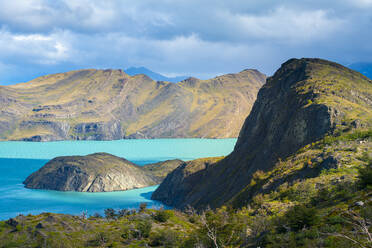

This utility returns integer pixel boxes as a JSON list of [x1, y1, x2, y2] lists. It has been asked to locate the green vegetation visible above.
[[1, 171, 371, 248], [153, 208, 174, 223]]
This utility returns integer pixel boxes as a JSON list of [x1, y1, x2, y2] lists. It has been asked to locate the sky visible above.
[[0, 0, 371, 84]]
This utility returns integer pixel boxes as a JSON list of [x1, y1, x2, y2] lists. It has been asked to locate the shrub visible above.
[[87, 232, 109, 246], [311, 188, 331, 205], [91, 212, 102, 219], [139, 202, 148, 213], [118, 209, 130, 218], [121, 227, 131, 240], [150, 229, 181, 247], [285, 205, 319, 231], [104, 208, 117, 220], [358, 163, 372, 189], [136, 220, 152, 238], [153, 209, 173, 223]]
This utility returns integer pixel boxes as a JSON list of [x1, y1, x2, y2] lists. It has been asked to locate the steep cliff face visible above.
[[0, 69, 265, 141], [24, 153, 183, 192], [152, 58, 372, 209]]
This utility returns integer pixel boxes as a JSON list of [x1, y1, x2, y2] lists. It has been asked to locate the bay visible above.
[[0, 138, 236, 219]]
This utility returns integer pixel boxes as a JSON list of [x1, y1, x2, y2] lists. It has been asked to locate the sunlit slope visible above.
[[0, 69, 265, 140]]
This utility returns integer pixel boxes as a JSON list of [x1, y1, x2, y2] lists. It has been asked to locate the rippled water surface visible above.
[[0, 138, 237, 219]]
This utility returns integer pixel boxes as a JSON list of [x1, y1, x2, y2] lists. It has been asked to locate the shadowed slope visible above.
[[152, 58, 372, 209]]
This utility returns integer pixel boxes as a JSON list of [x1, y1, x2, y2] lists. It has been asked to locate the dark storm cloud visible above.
[[0, 0, 371, 84]]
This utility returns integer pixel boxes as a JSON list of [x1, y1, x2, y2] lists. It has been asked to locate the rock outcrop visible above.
[[24, 153, 183, 192], [151, 157, 223, 207], [0, 69, 265, 141], [152, 58, 372, 209]]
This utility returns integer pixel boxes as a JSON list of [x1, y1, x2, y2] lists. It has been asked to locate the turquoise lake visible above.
[[0, 138, 237, 220]]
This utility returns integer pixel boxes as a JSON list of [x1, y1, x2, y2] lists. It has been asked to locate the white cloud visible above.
[[235, 8, 344, 43], [0, 29, 72, 65], [13, 34, 52, 41], [349, 0, 372, 7], [0, 0, 371, 84]]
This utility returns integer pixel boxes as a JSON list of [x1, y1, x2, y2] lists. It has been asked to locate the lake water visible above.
[[0, 138, 236, 220]]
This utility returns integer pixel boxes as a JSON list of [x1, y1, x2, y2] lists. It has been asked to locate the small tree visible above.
[[80, 210, 88, 220], [92, 212, 102, 218], [358, 163, 372, 189], [104, 208, 117, 220], [136, 220, 152, 238], [285, 205, 318, 231], [118, 209, 130, 218], [139, 202, 148, 213]]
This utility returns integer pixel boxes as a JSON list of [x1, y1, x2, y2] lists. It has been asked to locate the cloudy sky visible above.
[[0, 0, 371, 84]]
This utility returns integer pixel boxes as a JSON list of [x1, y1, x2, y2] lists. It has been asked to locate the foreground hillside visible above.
[[24, 153, 183, 192], [0, 69, 265, 141], [1, 174, 371, 247]]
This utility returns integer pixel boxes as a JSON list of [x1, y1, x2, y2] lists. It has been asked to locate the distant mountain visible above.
[[0, 68, 266, 141], [125, 66, 189, 83], [349, 62, 372, 79]]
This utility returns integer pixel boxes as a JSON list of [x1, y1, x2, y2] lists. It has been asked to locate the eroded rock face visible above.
[[24, 153, 183, 192], [152, 58, 372, 209], [71, 121, 124, 140]]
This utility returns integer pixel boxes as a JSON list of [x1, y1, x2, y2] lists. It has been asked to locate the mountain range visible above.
[[124, 67, 189, 83], [0, 69, 265, 141]]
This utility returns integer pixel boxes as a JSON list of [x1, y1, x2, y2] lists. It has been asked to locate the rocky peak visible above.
[[152, 58, 372, 209]]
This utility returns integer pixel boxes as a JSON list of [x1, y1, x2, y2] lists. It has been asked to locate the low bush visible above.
[[153, 209, 173, 222], [358, 163, 372, 189], [284, 205, 319, 231]]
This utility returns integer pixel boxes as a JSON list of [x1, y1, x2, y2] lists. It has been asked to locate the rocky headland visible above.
[[23, 153, 184, 192], [152, 58, 372, 209]]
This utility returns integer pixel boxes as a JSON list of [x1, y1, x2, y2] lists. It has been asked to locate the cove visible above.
[[0, 138, 237, 219]]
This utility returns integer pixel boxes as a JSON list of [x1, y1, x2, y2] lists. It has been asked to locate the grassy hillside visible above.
[[0, 69, 265, 141], [1, 170, 371, 248]]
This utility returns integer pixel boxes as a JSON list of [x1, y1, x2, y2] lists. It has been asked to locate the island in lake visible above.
[[24, 152, 184, 192]]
